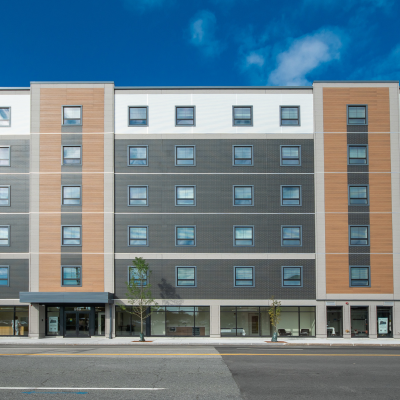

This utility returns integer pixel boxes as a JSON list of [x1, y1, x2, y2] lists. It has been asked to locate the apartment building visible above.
[[0, 81, 398, 340]]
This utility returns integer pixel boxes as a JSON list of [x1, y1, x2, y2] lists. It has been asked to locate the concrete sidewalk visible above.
[[1, 336, 400, 346]]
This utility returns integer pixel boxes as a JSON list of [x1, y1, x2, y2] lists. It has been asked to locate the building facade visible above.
[[0, 81, 398, 339]]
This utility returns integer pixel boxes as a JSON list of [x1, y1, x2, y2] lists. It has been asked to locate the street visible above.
[[0, 345, 399, 399]]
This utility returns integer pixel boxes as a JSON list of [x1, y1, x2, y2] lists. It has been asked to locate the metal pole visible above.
[[109, 303, 112, 339]]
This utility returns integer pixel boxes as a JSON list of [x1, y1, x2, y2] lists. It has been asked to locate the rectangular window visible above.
[[175, 146, 195, 166], [62, 266, 81, 286], [62, 146, 81, 165], [348, 145, 368, 165], [62, 226, 81, 246], [176, 226, 196, 246], [0, 146, 10, 166], [233, 186, 254, 206], [128, 186, 148, 206], [234, 226, 254, 247], [282, 226, 302, 246], [0, 107, 11, 127], [350, 266, 370, 287], [62, 106, 82, 125], [0, 226, 10, 246], [175, 186, 196, 206], [282, 266, 303, 286], [129, 106, 148, 126], [280, 145, 301, 166], [0, 186, 10, 206], [176, 107, 195, 126], [128, 226, 148, 246], [233, 106, 252, 126], [176, 267, 196, 287], [234, 266, 254, 287], [62, 186, 81, 205], [281, 106, 300, 126], [129, 266, 148, 286], [0, 266, 9, 286], [128, 145, 148, 166], [348, 105, 367, 125], [281, 186, 301, 206], [349, 185, 369, 205], [233, 145, 253, 166], [349, 226, 369, 246]]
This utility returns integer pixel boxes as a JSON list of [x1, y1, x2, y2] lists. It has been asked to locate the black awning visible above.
[[19, 292, 113, 304]]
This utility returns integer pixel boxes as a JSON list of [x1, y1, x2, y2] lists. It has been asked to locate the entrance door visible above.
[[64, 312, 90, 337], [249, 314, 259, 336]]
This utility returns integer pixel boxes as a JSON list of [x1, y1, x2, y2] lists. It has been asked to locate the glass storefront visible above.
[[0, 306, 29, 336], [95, 307, 106, 336], [351, 306, 369, 337], [220, 306, 315, 337], [377, 307, 392, 338], [115, 306, 210, 337], [326, 306, 343, 337], [46, 306, 61, 336]]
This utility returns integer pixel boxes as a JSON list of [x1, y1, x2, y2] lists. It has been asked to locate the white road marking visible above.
[[0, 387, 166, 391]]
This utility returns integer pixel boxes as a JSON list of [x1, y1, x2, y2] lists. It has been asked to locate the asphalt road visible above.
[[0, 345, 399, 399]]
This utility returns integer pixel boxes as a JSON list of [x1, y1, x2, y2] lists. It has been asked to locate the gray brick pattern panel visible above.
[[115, 139, 314, 174], [0, 214, 29, 253], [115, 259, 316, 300], [115, 174, 314, 214], [0, 259, 29, 299], [0, 139, 30, 174], [115, 214, 315, 253]]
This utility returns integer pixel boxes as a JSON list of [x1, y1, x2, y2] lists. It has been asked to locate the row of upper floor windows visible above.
[[0, 104, 368, 128], [0, 264, 370, 289]]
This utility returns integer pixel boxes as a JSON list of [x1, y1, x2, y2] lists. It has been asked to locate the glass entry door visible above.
[[64, 312, 90, 337]]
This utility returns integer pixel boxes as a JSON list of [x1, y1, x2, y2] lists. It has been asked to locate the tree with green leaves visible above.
[[119, 257, 157, 342], [268, 297, 281, 342]]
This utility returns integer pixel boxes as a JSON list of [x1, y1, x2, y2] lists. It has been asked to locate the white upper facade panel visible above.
[[115, 92, 313, 134], [0, 93, 30, 135]]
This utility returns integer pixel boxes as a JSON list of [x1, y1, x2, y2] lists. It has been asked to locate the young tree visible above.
[[268, 297, 281, 342], [120, 257, 157, 342]]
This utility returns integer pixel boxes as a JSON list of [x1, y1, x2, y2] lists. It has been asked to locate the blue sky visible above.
[[2, 0, 399, 87]]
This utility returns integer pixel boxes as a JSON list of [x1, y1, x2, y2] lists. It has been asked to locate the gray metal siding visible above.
[[0, 139, 30, 174], [0, 215, 29, 252], [115, 174, 315, 214], [0, 174, 29, 213], [115, 214, 315, 253], [114, 259, 316, 300], [115, 139, 314, 174], [0, 259, 29, 299]]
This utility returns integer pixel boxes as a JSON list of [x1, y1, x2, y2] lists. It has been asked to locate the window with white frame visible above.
[[234, 267, 254, 287], [63, 106, 82, 125], [176, 267, 196, 286], [62, 226, 81, 246], [0, 108, 11, 127], [0, 186, 10, 206], [128, 186, 148, 206], [128, 226, 148, 246]]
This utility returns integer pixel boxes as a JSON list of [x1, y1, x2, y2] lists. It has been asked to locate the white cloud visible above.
[[267, 29, 342, 85], [188, 10, 223, 57], [246, 52, 265, 67]]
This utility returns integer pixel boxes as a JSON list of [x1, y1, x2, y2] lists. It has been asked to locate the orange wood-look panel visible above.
[[82, 134, 104, 173], [370, 213, 393, 254], [326, 254, 393, 294], [39, 134, 61, 173], [323, 87, 390, 133], [325, 213, 348, 254], [39, 255, 61, 292], [81, 254, 104, 291], [369, 173, 392, 213], [324, 133, 347, 173], [82, 213, 104, 255], [368, 133, 391, 172], [324, 173, 348, 213], [40, 88, 104, 133]]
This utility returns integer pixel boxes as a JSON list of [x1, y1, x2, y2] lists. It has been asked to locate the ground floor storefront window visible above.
[[115, 306, 210, 337], [377, 307, 392, 338], [326, 306, 343, 337], [45, 305, 105, 337], [220, 306, 315, 337], [0, 306, 29, 336], [351, 306, 369, 337]]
